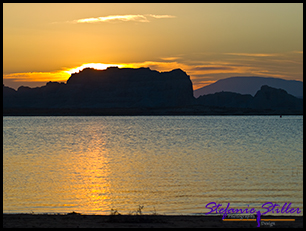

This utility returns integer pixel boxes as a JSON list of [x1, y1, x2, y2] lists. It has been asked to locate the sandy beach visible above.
[[3, 214, 303, 228]]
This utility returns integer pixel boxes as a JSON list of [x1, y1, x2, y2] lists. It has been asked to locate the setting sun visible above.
[[64, 63, 126, 75]]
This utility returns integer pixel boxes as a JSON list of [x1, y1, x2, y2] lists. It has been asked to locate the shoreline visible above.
[[3, 106, 303, 116], [3, 213, 303, 228]]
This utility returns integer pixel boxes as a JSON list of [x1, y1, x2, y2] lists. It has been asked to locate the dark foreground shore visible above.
[[3, 214, 303, 228]]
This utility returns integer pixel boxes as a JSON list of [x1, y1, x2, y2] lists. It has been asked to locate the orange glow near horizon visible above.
[[3, 71, 71, 83], [192, 81, 217, 91], [3, 63, 135, 86]]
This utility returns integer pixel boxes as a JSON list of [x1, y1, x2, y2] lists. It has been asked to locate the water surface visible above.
[[3, 116, 303, 215]]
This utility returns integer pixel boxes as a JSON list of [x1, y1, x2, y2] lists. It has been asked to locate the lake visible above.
[[3, 116, 303, 215]]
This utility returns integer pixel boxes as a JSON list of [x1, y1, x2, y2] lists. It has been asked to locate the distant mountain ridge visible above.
[[194, 76, 303, 98]]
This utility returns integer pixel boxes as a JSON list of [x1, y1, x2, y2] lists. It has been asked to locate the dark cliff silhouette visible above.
[[3, 67, 194, 109], [3, 67, 303, 115], [194, 76, 303, 99]]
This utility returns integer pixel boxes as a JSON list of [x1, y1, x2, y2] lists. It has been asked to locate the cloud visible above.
[[146, 14, 176, 19], [160, 56, 182, 61], [292, 51, 303, 54], [191, 66, 234, 71], [225, 53, 281, 57], [70, 14, 176, 23]]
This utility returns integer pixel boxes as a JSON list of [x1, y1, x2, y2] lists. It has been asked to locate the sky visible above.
[[3, 3, 303, 90]]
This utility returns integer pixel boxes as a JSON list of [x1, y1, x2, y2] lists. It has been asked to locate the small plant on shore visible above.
[[129, 205, 144, 215], [136, 205, 144, 215], [110, 208, 121, 216], [151, 207, 159, 215], [109, 205, 160, 216]]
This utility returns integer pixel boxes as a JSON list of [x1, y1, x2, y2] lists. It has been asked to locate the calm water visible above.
[[3, 116, 303, 215]]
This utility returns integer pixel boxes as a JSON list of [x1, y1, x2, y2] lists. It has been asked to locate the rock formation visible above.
[[196, 85, 303, 112], [3, 67, 195, 109], [196, 91, 253, 108], [250, 85, 303, 111]]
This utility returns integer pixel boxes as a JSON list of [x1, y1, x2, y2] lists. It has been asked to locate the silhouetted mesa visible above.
[[3, 67, 194, 109]]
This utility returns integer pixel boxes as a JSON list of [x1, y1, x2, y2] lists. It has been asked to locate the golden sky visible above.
[[3, 3, 303, 90]]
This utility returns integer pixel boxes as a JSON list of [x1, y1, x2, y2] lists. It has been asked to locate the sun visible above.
[[64, 63, 128, 75]]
